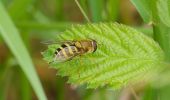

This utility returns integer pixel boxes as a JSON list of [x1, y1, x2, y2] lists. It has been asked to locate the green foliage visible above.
[[106, 0, 120, 21], [157, 0, 170, 27], [75, 0, 90, 22], [153, 23, 170, 61], [131, 0, 170, 99], [142, 86, 158, 100], [130, 0, 170, 27], [130, 0, 152, 23], [0, 3, 47, 100], [88, 0, 104, 22], [42, 23, 165, 89], [8, 0, 34, 20]]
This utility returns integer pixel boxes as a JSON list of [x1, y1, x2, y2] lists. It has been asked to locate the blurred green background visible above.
[[0, 0, 167, 100]]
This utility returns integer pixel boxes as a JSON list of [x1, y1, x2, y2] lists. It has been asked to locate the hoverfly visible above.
[[43, 39, 97, 63]]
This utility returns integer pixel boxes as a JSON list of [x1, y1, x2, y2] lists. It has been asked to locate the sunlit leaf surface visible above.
[[43, 23, 165, 89]]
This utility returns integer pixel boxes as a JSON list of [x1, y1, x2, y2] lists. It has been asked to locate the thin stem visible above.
[[74, 0, 90, 22], [130, 87, 140, 100]]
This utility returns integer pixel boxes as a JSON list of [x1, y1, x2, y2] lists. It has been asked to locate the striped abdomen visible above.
[[55, 44, 79, 61]]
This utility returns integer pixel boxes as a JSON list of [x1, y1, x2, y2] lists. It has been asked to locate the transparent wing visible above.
[[41, 40, 74, 45], [50, 52, 81, 64]]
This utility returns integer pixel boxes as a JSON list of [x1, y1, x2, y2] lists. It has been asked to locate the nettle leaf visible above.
[[42, 23, 165, 89]]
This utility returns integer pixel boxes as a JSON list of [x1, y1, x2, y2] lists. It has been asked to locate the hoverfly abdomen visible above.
[[50, 39, 97, 63], [55, 45, 79, 61]]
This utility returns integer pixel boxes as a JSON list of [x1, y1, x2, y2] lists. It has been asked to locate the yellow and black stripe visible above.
[[55, 43, 79, 59]]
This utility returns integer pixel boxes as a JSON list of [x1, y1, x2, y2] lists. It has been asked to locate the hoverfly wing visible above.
[[41, 40, 74, 45], [50, 53, 80, 64], [40, 40, 57, 45]]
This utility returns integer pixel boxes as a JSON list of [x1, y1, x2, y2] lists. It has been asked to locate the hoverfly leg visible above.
[[77, 55, 85, 78], [49, 61, 54, 64], [67, 58, 73, 61], [49, 56, 57, 64]]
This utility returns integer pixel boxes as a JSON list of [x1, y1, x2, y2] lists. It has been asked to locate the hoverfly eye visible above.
[[92, 40, 97, 52]]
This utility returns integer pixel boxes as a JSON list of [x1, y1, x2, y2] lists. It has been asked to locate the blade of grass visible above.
[[151, 1, 170, 99], [153, 23, 170, 99], [0, 3, 47, 100], [8, 0, 34, 20], [130, 0, 170, 27], [1, 58, 15, 100], [159, 85, 170, 100], [75, 0, 90, 22], [79, 0, 88, 13], [0, 66, 5, 100], [130, 0, 152, 23], [142, 86, 158, 100], [20, 71, 31, 100], [56, 78, 65, 100], [153, 23, 170, 61], [79, 0, 89, 22], [56, 0, 64, 20], [107, 0, 120, 21], [88, 0, 104, 22]]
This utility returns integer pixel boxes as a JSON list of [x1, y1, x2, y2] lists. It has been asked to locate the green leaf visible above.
[[106, 0, 120, 21], [153, 23, 170, 61], [88, 0, 104, 22], [0, 3, 47, 100], [130, 0, 170, 27], [42, 23, 165, 89], [157, 0, 170, 27], [130, 0, 152, 23], [8, 0, 34, 20], [142, 86, 158, 100], [56, 0, 64, 20]]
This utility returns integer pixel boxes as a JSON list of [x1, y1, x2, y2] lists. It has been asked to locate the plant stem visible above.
[[75, 0, 90, 22], [20, 70, 31, 100], [153, 23, 170, 61], [129, 87, 140, 100]]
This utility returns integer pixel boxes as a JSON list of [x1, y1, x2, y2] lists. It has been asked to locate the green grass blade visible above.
[[142, 86, 158, 100], [153, 23, 170, 61], [157, 0, 170, 27], [20, 71, 31, 100], [159, 85, 170, 100], [107, 0, 120, 21], [130, 0, 170, 27], [0, 3, 47, 100], [79, 0, 88, 13], [56, 0, 64, 20], [130, 0, 152, 23], [88, 0, 103, 22], [75, 0, 90, 22], [8, 0, 34, 20]]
